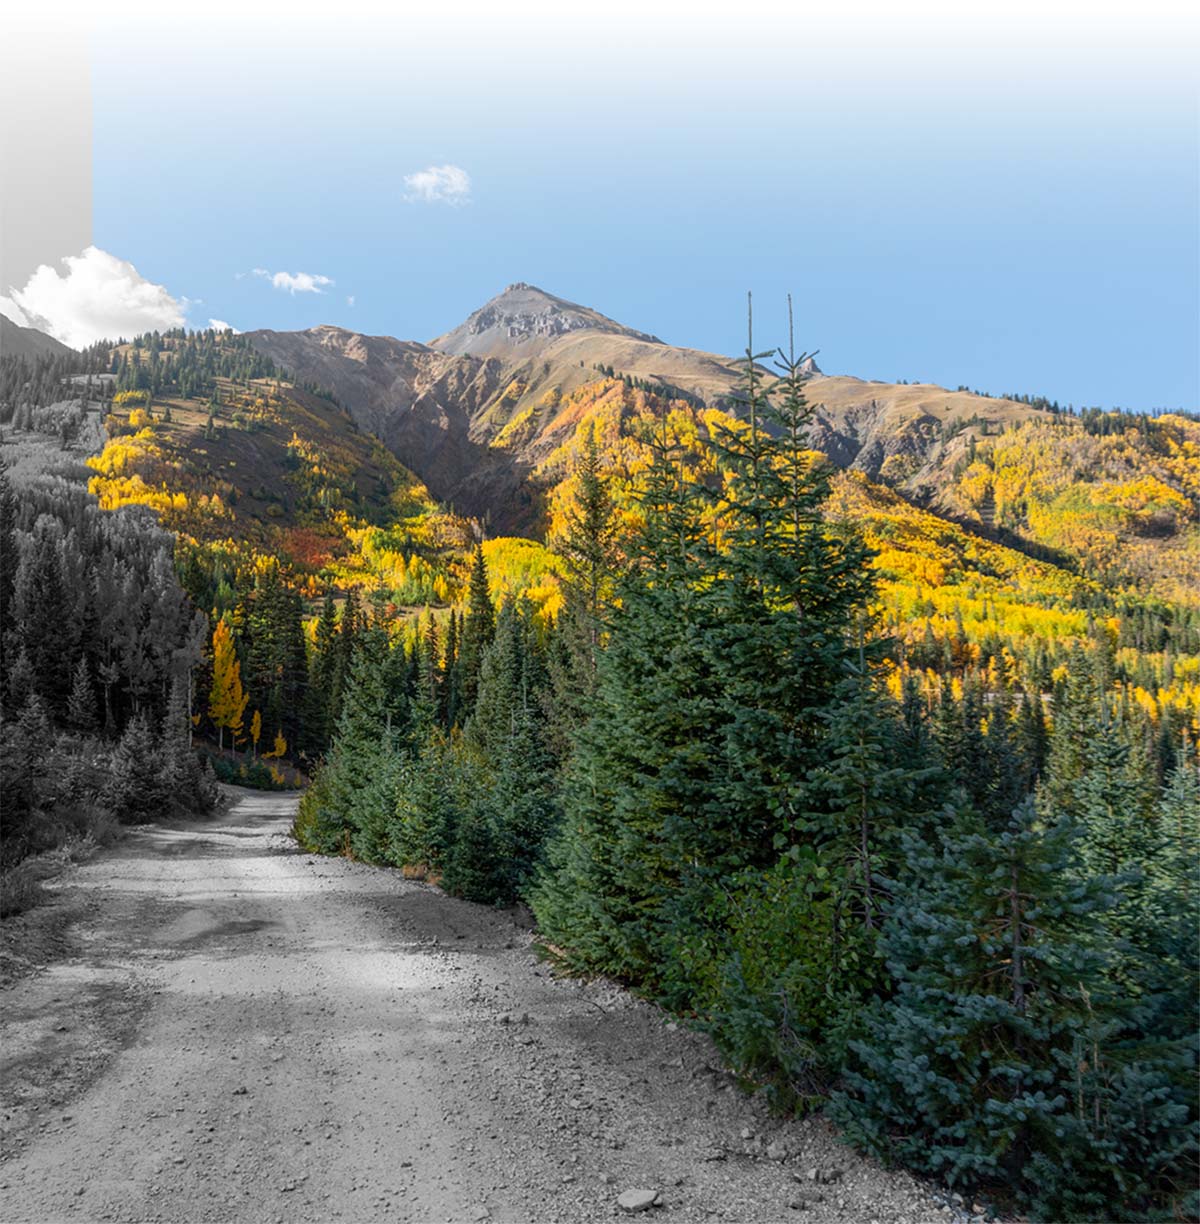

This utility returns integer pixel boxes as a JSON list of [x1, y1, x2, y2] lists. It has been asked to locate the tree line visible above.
[[0, 457, 217, 868]]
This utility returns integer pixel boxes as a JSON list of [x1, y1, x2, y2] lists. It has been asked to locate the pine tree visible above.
[[459, 546, 495, 715], [531, 416, 715, 986], [67, 656, 99, 733], [548, 429, 619, 746], [0, 467, 18, 712], [831, 802, 1183, 1220], [1, 694, 53, 848], [439, 610, 462, 729], [535, 304, 877, 1009], [393, 731, 462, 874], [302, 589, 339, 753], [104, 712, 167, 822], [801, 655, 939, 937], [160, 672, 205, 810], [294, 630, 408, 860], [14, 521, 73, 716], [458, 599, 559, 900]]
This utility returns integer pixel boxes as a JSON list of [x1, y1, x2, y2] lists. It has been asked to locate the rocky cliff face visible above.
[[431, 283, 662, 358]]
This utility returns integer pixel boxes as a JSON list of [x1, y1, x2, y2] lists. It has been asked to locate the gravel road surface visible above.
[[0, 789, 956, 1224]]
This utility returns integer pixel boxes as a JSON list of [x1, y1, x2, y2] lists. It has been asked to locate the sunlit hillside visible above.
[[946, 411, 1200, 605]]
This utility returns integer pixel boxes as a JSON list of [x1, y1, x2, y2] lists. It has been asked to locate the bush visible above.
[[681, 859, 877, 1110], [205, 752, 289, 792]]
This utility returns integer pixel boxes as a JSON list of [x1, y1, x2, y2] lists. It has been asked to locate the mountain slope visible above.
[[247, 283, 1050, 532], [244, 284, 1197, 597], [0, 312, 74, 361], [430, 281, 662, 355]]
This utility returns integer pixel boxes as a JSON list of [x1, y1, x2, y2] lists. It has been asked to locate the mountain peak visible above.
[[431, 284, 662, 358]]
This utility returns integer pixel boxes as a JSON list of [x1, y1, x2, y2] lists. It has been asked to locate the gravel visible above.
[[0, 790, 965, 1223]]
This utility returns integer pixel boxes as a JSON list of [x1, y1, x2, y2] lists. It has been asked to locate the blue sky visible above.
[[80, 3, 1200, 410]]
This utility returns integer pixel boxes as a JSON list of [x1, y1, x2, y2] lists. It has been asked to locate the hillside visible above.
[[245, 283, 1064, 534], [243, 285, 1198, 659], [0, 312, 74, 362], [86, 377, 470, 604]]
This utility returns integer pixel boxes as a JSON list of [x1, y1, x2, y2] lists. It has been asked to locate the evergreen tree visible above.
[[801, 655, 940, 936], [0, 467, 18, 711], [67, 656, 99, 733], [160, 672, 209, 810], [833, 802, 1187, 1220], [535, 307, 876, 1009], [294, 630, 408, 861], [302, 589, 339, 754], [392, 731, 463, 874], [13, 521, 73, 716], [548, 429, 619, 747], [103, 712, 167, 822], [459, 546, 495, 715], [440, 609, 462, 728]]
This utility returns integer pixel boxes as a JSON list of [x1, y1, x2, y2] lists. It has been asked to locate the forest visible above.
[[290, 332, 1199, 1221], [2, 323, 1197, 1221]]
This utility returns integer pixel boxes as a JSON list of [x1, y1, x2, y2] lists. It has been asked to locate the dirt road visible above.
[[1, 789, 953, 1224]]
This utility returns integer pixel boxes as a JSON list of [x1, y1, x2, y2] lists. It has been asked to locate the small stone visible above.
[[232, 1087, 248, 1096], [740, 1127, 755, 1141], [617, 1188, 660, 1213], [470, 1209, 490, 1222], [766, 1142, 788, 1162]]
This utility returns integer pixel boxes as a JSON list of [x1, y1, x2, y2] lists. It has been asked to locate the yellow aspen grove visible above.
[[250, 710, 262, 758], [208, 619, 248, 753], [264, 731, 287, 760]]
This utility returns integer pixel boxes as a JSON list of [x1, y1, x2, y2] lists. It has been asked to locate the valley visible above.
[[2, 281, 1197, 1224]]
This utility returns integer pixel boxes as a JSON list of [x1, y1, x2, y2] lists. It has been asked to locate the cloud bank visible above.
[[252, 268, 333, 294], [209, 319, 240, 333], [1, 247, 186, 349], [403, 164, 471, 205]]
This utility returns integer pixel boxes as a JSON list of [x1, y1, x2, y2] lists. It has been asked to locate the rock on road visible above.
[[0, 789, 949, 1224]]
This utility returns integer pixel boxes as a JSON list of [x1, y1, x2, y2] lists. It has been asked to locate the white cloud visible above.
[[346, 295, 355, 307], [403, 164, 471, 205], [0, 295, 31, 327], [251, 267, 333, 294], [209, 318, 240, 333], [4, 247, 186, 349]]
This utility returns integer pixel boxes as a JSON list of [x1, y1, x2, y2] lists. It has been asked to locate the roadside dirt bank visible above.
[[1, 788, 964, 1224]]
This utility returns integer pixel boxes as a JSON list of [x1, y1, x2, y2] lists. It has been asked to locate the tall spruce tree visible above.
[[547, 429, 619, 749], [459, 546, 495, 716], [294, 628, 408, 861], [67, 656, 99, 733], [535, 302, 876, 1007], [531, 415, 714, 986]]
